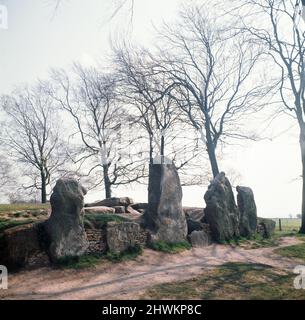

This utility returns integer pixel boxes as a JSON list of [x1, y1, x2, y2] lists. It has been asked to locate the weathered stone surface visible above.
[[113, 206, 126, 214], [187, 218, 205, 234], [106, 221, 146, 253], [131, 203, 148, 211], [144, 164, 187, 243], [188, 225, 212, 247], [0, 223, 49, 269], [44, 179, 89, 261], [126, 206, 141, 215], [257, 218, 276, 238], [237, 186, 257, 237], [86, 228, 107, 254], [85, 197, 134, 208], [84, 206, 116, 214], [183, 207, 204, 221], [203, 172, 240, 242]]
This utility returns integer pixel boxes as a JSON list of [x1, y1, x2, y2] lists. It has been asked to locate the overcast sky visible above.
[[0, 0, 301, 218]]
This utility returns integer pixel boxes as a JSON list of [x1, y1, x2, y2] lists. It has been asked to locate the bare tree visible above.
[[155, 5, 270, 178], [0, 159, 11, 188], [233, 0, 305, 232], [49, 64, 146, 198], [113, 45, 205, 185], [0, 84, 68, 203], [114, 47, 178, 162]]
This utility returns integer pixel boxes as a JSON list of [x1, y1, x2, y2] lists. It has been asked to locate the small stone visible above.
[[257, 218, 276, 238], [84, 206, 116, 214], [188, 226, 212, 247], [113, 206, 126, 214]]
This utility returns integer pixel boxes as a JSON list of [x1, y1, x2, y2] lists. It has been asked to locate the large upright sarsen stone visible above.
[[144, 164, 187, 243], [237, 186, 257, 237], [203, 172, 239, 242], [44, 179, 89, 261]]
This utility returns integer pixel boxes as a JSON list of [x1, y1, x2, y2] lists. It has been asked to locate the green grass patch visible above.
[[55, 254, 103, 269], [53, 245, 143, 268], [142, 262, 305, 300], [0, 218, 35, 234], [233, 234, 280, 250], [275, 242, 305, 262], [149, 240, 191, 253], [106, 245, 143, 263], [83, 213, 128, 229]]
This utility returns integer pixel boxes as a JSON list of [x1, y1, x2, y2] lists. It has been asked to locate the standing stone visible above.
[[144, 163, 187, 243], [44, 179, 89, 261], [203, 172, 240, 242], [237, 186, 257, 237]]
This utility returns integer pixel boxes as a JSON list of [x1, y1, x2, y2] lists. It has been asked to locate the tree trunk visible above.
[[206, 140, 219, 178], [160, 135, 165, 164], [149, 135, 153, 164], [103, 164, 112, 199], [299, 130, 305, 234], [40, 170, 47, 204], [205, 119, 219, 178]]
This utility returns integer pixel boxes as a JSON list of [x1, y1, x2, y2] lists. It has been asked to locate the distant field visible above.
[[272, 218, 301, 235], [0, 203, 50, 213], [0, 203, 50, 234]]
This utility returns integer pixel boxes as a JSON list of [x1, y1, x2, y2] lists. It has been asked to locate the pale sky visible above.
[[0, 0, 302, 218]]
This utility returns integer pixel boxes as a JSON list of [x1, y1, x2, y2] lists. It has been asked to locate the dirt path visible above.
[[0, 237, 302, 300]]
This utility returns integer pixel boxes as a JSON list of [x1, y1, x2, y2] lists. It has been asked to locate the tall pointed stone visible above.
[[144, 163, 187, 243], [237, 186, 257, 237]]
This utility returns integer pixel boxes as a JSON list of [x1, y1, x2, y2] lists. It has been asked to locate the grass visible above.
[[55, 245, 143, 268], [142, 262, 305, 300], [222, 218, 305, 250], [106, 245, 143, 262], [149, 240, 191, 253], [83, 213, 128, 229], [231, 234, 280, 250], [0, 203, 49, 213], [275, 242, 305, 262], [0, 218, 35, 234], [55, 254, 103, 269], [273, 218, 301, 237]]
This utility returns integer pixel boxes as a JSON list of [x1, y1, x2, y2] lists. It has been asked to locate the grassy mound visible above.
[[83, 213, 129, 229], [0, 218, 35, 234]]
